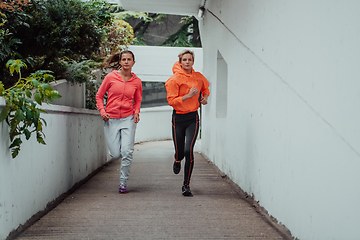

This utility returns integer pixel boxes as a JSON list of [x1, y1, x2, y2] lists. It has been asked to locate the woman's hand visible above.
[[182, 87, 199, 101], [134, 113, 140, 123], [102, 113, 110, 122], [188, 87, 199, 97], [200, 94, 208, 105]]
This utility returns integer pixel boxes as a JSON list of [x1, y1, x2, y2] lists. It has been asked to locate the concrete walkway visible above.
[[15, 140, 291, 240]]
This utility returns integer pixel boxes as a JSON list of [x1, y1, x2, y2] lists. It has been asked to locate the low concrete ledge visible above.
[[0, 98, 108, 240], [0, 97, 174, 240]]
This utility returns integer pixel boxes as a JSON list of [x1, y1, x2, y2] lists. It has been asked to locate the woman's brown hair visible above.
[[102, 50, 135, 69]]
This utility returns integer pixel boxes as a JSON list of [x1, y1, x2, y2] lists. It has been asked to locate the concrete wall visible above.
[[50, 80, 86, 108], [0, 95, 173, 239], [0, 97, 108, 240], [199, 1, 360, 239], [128, 45, 203, 82], [135, 105, 173, 143]]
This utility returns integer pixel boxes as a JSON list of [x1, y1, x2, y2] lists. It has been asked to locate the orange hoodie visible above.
[[165, 61, 210, 114]]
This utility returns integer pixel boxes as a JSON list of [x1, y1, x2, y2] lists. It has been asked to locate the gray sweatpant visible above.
[[104, 115, 137, 185]]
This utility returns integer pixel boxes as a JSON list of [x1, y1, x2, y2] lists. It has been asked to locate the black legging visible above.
[[171, 110, 199, 186]]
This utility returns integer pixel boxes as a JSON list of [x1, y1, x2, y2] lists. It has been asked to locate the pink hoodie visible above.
[[96, 70, 142, 119]]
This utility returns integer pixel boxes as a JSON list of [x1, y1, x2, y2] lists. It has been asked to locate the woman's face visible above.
[[120, 53, 135, 70], [180, 53, 194, 73]]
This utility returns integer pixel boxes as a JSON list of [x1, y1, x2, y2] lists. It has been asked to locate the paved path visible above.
[[15, 140, 290, 240]]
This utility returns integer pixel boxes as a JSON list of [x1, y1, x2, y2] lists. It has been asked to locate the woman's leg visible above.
[[172, 115, 186, 162], [183, 115, 199, 186], [119, 115, 137, 185], [103, 119, 122, 161]]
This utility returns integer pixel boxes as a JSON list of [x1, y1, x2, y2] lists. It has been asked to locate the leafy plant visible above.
[[111, 6, 201, 47], [86, 78, 101, 110], [96, 19, 134, 59], [0, 12, 22, 62], [0, 59, 61, 158], [0, 3, 31, 88], [61, 59, 100, 84], [110, 5, 152, 22], [14, 0, 112, 69], [162, 16, 200, 47]]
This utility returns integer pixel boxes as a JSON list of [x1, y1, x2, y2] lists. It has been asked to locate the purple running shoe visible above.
[[119, 184, 127, 194]]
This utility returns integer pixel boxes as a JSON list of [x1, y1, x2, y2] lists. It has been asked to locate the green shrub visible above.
[[14, 0, 112, 69], [0, 59, 61, 158]]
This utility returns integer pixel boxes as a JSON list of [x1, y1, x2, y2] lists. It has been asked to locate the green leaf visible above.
[[50, 90, 61, 101], [31, 79, 39, 88], [34, 91, 42, 105], [11, 147, 20, 158], [36, 120, 43, 131], [43, 74, 55, 82], [40, 117, 47, 127], [9, 89, 14, 101], [0, 82, 4, 95], [0, 106, 10, 122], [40, 83, 53, 91], [18, 97, 24, 108], [37, 134, 46, 145], [24, 129, 31, 140], [14, 108, 25, 120], [34, 109, 40, 118], [6, 59, 26, 75], [25, 109, 34, 120], [10, 127, 20, 141], [25, 89, 32, 98], [9, 138, 22, 148]]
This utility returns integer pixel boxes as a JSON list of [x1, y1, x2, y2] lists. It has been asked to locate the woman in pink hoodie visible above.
[[96, 50, 142, 194], [165, 49, 210, 196]]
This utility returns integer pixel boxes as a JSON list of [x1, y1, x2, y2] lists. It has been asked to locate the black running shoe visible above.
[[173, 161, 181, 174], [182, 185, 192, 196]]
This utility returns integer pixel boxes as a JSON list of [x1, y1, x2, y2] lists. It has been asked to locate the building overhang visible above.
[[116, 0, 205, 16]]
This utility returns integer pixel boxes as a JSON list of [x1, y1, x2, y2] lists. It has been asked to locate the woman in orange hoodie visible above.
[[96, 50, 142, 194], [165, 49, 210, 196]]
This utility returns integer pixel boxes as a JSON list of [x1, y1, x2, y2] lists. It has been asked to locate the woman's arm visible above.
[[200, 94, 208, 105], [133, 80, 142, 123], [200, 74, 210, 105], [182, 87, 199, 102], [96, 76, 110, 117], [165, 79, 182, 107]]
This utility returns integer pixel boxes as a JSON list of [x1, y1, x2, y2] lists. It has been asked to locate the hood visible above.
[[172, 61, 194, 77]]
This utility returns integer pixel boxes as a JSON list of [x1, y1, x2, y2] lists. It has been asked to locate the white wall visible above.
[[200, 1, 360, 240], [0, 98, 108, 240], [135, 106, 173, 143], [50, 80, 86, 108], [128, 45, 203, 82], [0, 95, 173, 239]]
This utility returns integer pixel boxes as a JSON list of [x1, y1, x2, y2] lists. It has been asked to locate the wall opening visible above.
[[141, 82, 168, 108], [216, 51, 228, 118]]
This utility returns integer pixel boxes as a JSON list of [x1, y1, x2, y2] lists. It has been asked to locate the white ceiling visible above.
[[117, 0, 204, 16]]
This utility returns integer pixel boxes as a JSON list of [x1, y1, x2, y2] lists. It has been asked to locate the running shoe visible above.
[[182, 185, 192, 196], [173, 161, 181, 174], [119, 184, 128, 194]]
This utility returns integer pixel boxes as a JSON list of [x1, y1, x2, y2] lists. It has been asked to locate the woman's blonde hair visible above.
[[178, 49, 195, 63]]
